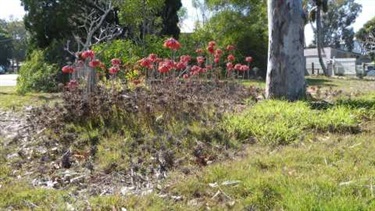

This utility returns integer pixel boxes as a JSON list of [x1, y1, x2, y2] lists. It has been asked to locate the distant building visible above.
[[304, 47, 372, 76]]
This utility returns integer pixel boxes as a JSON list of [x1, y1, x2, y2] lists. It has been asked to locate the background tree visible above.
[[307, 0, 329, 76], [192, 0, 268, 76], [116, 0, 181, 41], [316, 0, 361, 51], [266, 0, 306, 100], [20, 0, 120, 62], [356, 17, 375, 61], [4, 19, 28, 71], [0, 21, 12, 68], [306, 0, 361, 76], [159, 0, 182, 39]]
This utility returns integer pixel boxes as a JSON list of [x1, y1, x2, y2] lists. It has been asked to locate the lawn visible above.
[[1, 77, 375, 210], [0, 86, 60, 111]]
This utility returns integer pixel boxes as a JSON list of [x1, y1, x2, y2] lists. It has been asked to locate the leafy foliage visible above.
[[92, 35, 170, 66], [193, 0, 268, 76], [16, 50, 59, 94], [356, 17, 375, 60], [0, 24, 12, 67], [310, 0, 362, 51]]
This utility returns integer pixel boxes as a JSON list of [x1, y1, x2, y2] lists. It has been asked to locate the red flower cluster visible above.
[[163, 38, 181, 50], [111, 58, 121, 66], [180, 55, 191, 63], [109, 66, 120, 75], [226, 45, 235, 51], [207, 40, 216, 54], [197, 56, 205, 65], [240, 65, 250, 72], [67, 79, 79, 89], [89, 59, 101, 68], [139, 58, 153, 69], [245, 56, 253, 63], [149, 53, 157, 62], [81, 50, 95, 60], [158, 59, 175, 73], [62, 65, 74, 74], [109, 58, 121, 75], [226, 62, 234, 71], [227, 54, 235, 62]]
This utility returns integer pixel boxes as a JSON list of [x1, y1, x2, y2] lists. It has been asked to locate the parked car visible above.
[[364, 65, 375, 76], [0, 66, 6, 74]]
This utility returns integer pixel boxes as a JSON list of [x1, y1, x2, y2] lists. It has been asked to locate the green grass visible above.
[[0, 86, 60, 111], [164, 129, 375, 210], [2, 77, 375, 209], [306, 76, 375, 94], [240, 79, 266, 88], [225, 100, 359, 145]]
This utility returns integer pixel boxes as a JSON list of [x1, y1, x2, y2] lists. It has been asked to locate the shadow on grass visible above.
[[37, 94, 60, 101], [309, 98, 375, 111], [306, 78, 336, 87], [0, 92, 14, 95], [336, 98, 375, 110]]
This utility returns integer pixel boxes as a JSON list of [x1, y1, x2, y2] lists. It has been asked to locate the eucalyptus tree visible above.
[[356, 17, 375, 60], [266, 0, 306, 100]]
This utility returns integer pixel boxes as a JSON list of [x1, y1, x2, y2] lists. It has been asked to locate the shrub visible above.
[[17, 50, 59, 94]]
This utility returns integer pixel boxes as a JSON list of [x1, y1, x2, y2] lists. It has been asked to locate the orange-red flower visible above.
[[226, 62, 233, 71], [215, 49, 223, 56], [245, 56, 253, 63], [111, 58, 121, 66], [62, 65, 74, 74], [234, 63, 242, 71], [180, 55, 191, 63], [139, 58, 153, 69], [176, 62, 187, 70], [226, 45, 235, 51], [196, 48, 203, 54], [191, 65, 201, 74], [208, 41, 216, 47], [240, 65, 250, 72], [158, 64, 169, 73], [81, 50, 95, 60], [67, 79, 79, 89], [227, 54, 235, 62], [207, 46, 215, 54], [197, 56, 205, 65], [163, 38, 181, 50], [109, 66, 119, 75], [89, 59, 101, 68], [148, 53, 157, 62]]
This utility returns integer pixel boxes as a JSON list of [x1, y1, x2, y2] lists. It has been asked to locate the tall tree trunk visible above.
[[316, 6, 328, 76], [266, 0, 306, 100]]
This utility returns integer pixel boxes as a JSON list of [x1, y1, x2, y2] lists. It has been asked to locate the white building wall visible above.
[[333, 58, 357, 75]]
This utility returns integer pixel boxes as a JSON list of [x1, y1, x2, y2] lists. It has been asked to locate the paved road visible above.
[[0, 74, 18, 86]]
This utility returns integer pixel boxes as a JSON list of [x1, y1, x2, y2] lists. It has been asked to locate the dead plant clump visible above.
[[5, 80, 260, 197]]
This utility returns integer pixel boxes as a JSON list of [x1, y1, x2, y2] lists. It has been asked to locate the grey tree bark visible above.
[[266, 0, 306, 101], [316, 5, 328, 76]]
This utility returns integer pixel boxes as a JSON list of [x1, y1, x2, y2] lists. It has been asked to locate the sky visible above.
[[0, 0, 374, 44]]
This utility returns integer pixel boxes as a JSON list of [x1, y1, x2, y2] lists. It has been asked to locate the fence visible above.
[[306, 58, 358, 76]]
